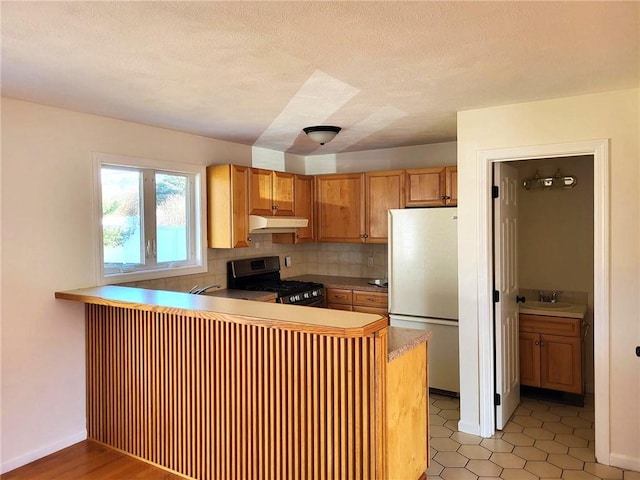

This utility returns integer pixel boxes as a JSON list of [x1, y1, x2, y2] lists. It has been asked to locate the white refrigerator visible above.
[[388, 208, 460, 394]]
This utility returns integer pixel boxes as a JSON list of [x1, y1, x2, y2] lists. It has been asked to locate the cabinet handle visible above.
[[296, 234, 300, 239], [272, 205, 279, 210], [535, 340, 540, 345], [540, 341, 545, 347], [366, 297, 376, 302], [441, 195, 451, 200]]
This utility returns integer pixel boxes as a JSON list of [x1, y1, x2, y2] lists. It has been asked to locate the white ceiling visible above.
[[2, 1, 638, 156]]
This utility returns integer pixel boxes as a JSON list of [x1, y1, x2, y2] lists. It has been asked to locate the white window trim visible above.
[[92, 152, 207, 286]]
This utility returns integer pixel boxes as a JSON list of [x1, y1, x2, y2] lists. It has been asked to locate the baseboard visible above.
[[0, 429, 87, 474], [609, 452, 640, 472]]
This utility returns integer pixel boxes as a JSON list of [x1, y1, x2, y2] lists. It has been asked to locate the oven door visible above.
[[278, 296, 326, 308]]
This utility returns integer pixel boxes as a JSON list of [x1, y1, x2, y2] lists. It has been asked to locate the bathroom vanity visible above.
[[519, 301, 587, 398]]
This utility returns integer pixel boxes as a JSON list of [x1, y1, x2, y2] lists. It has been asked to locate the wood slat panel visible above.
[[85, 304, 386, 480]]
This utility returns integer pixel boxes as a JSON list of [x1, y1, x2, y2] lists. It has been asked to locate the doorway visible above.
[[474, 139, 609, 464], [493, 155, 595, 427]]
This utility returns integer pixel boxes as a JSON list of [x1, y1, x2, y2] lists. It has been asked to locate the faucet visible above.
[[536, 290, 563, 303], [188, 284, 221, 295]]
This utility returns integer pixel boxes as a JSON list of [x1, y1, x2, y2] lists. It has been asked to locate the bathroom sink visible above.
[[523, 301, 574, 310]]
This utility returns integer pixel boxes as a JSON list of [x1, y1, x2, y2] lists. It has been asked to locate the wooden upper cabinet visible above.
[[272, 171, 295, 215], [206, 164, 250, 249], [248, 168, 295, 216], [316, 173, 366, 243], [365, 170, 405, 243], [272, 174, 315, 244], [406, 166, 457, 207], [445, 166, 457, 206]]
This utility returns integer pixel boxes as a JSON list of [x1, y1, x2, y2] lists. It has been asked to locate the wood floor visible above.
[[0, 441, 186, 480]]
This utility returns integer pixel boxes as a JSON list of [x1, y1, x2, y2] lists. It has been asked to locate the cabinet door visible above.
[[540, 334, 582, 394], [405, 167, 446, 207], [272, 174, 314, 244], [365, 170, 405, 242], [445, 166, 457, 206], [230, 166, 250, 248], [207, 164, 249, 248], [316, 173, 365, 243], [248, 168, 274, 215], [519, 332, 541, 387], [272, 171, 295, 216], [292, 174, 314, 242]]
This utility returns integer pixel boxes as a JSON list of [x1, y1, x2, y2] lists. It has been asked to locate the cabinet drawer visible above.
[[326, 288, 353, 305], [327, 303, 353, 311], [353, 290, 388, 308], [520, 314, 580, 337], [353, 305, 388, 317]]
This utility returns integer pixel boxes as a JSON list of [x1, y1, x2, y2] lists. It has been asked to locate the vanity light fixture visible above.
[[522, 169, 577, 190], [302, 125, 341, 145]]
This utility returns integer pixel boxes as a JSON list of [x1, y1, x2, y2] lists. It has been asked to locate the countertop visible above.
[[289, 274, 388, 293], [519, 301, 587, 319], [204, 289, 277, 302], [388, 327, 431, 362], [55, 285, 386, 337]]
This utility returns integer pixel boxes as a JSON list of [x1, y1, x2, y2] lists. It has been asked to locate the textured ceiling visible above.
[[2, 1, 639, 155]]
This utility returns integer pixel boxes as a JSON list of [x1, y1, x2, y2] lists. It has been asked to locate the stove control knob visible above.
[[312, 290, 318, 296], [304, 292, 310, 299]]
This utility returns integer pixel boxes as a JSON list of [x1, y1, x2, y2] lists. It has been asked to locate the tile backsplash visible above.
[[121, 234, 388, 292]]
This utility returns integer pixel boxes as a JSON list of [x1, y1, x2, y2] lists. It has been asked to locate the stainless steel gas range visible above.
[[227, 256, 325, 307]]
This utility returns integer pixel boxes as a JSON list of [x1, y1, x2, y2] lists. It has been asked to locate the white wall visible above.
[[457, 89, 640, 469], [0, 98, 252, 473], [304, 141, 457, 174]]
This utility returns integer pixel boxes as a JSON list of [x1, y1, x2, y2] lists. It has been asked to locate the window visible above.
[[94, 153, 207, 285]]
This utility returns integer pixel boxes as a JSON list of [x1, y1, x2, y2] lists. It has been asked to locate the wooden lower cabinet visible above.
[[386, 341, 428, 480], [519, 314, 583, 394], [327, 288, 388, 321]]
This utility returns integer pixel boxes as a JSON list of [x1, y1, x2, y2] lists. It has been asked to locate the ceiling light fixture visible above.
[[303, 125, 341, 145]]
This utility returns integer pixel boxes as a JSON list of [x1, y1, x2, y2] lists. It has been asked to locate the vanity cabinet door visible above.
[[540, 334, 582, 394], [519, 332, 541, 387]]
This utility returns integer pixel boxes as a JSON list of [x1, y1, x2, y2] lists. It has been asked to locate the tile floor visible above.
[[427, 393, 640, 480]]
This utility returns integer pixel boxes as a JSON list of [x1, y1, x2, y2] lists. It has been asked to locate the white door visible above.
[[494, 162, 520, 429]]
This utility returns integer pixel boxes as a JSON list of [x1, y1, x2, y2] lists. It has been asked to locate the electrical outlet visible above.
[[367, 256, 374, 268], [285, 256, 292, 267]]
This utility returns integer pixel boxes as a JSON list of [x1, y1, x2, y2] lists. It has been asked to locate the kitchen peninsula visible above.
[[55, 286, 429, 480]]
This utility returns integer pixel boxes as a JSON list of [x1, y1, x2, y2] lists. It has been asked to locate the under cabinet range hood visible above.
[[249, 215, 308, 233]]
